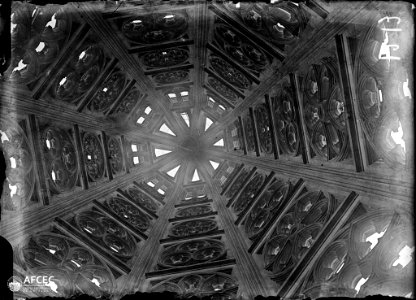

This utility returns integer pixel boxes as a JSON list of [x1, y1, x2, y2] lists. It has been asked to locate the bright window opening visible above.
[[167, 165, 180, 177], [147, 181, 155, 188], [197, 194, 206, 198], [391, 121, 406, 152], [205, 117, 214, 131], [137, 117, 145, 124], [102, 87, 108, 92], [164, 14, 174, 19], [192, 169, 200, 182], [392, 245, 414, 268], [9, 183, 18, 197], [35, 42, 46, 53], [91, 278, 101, 287], [155, 148, 172, 157], [59, 77, 67, 86], [131, 144, 138, 152], [132, 19, 142, 24], [133, 157, 139, 165], [218, 104, 226, 110], [378, 90, 383, 102], [210, 160, 219, 170], [168, 93, 176, 99], [185, 195, 193, 200], [51, 170, 57, 181], [180, 112, 190, 127], [180, 91, 188, 97], [208, 97, 216, 107], [144, 106, 152, 114], [160, 123, 176, 136], [157, 188, 165, 195], [214, 138, 224, 146], [236, 2, 240, 8]]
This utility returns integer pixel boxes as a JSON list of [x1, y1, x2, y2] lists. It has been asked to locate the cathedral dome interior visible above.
[[0, 0, 414, 299]]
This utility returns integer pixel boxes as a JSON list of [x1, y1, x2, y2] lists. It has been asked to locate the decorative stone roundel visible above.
[[170, 219, 218, 237], [42, 126, 78, 193], [82, 132, 105, 181], [142, 48, 189, 68], [0, 117, 35, 211], [122, 13, 188, 44]]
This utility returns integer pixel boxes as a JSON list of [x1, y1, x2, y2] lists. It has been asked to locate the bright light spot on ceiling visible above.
[[131, 144, 138, 152], [102, 87, 108, 92], [168, 93, 176, 99], [51, 170, 56, 181], [137, 117, 145, 124], [197, 194, 206, 198], [167, 165, 180, 177], [392, 245, 414, 268], [403, 78, 411, 98], [180, 112, 190, 126], [157, 188, 165, 195], [13, 60, 27, 73], [391, 121, 406, 152], [79, 51, 86, 60], [236, 2, 241, 8], [59, 77, 67, 86], [9, 157, 17, 168], [205, 117, 214, 131], [0, 130, 10, 143], [155, 148, 172, 157], [218, 104, 226, 110], [164, 14, 174, 19], [147, 181, 155, 187], [35, 42, 46, 53], [209, 160, 219, 170], [144, 106, 152, 114], [45, 13, 57, 29], [32, 8, 37, 17], [87, 155, 92, 160], [160, 123, 176, 136], [133, 157, 139, 165], [180, 91, 189, 96], [365, 228, 387, 250], [354, 276, 369, 293], [71, 259, 81, 268], [132, 20, 142, 24], [9, 183, 18, 197], [214, 138, 224, 147], [191, 169, 200, 182], [91, 278, 101, 287]]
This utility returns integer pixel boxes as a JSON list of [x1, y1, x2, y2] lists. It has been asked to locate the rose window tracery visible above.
[[107, 197, 150, 232], [302, 59, 349, 161], [263, 191, 336, 283], [0, 118, 35, 211], [175, 205, 213, 218], [75, 210, 136, 258], [170, 219, 218, 238], [89, 71, 127, 112], [158, 239, 226, 269], [107, 137, 123, 175], [41, 126, 78, 193], [82, 132, 105, 181], [233, 173, 265, 214], [142, 48, 189, 68], [8, 3, 72, 84], [245, 180, 290, 240], [53, 44, 105, 103], [126, 186, 159, 213], [271, 81, 300, 155], [151, 272, 238, 298], [122, 13, 188, 45]]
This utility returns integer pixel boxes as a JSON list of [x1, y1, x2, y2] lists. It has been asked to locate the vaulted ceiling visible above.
[[0, 1, 414, 299]]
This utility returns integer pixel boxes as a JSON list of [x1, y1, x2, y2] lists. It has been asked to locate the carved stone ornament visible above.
[[210, 55, 251, 90], [151, 272, 238, 298], [255, 104, 274, 154], [142, 48, 189, 68], [75, 210, 136, 258], [158, 239, 226, 269], [15, 232, 115, 298], [170, 219, 218, 238], [154, 70, 189, 85], [127, 186, 159, 213], [90, 71, 127, 112], [225, 168, 249, 199], [41, 126, 78, 193], [263, 190, 336, 283], [82, 132, 105, 181], [175, 205, 213, 218], [302, 59, 350, 161], [122, 12, 188, 44], [232, 173, 265, 214], [8, 3, 72, 84], [207, 76, 239, 103], [0, 117, 35, 211], [107, 196, 150, 232], [53, 44, 105, 103], [116, 88, 141, 114], [107, 137, 123, 175]]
